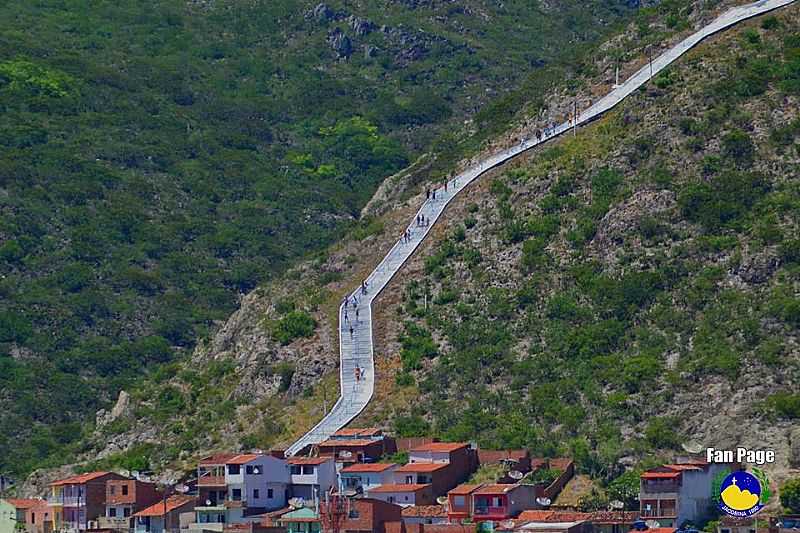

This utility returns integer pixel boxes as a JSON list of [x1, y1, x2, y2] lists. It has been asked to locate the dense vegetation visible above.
[[388, 8, 800, 483], [0, 0, 653, 476]]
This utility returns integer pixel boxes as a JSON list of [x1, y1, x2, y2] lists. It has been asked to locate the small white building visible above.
[[339, 463, 398, 493], [225, 453, 290, 511], [365, 484, 434, 508], [288, 457, 336, 502], [639, 460, 737, 528]]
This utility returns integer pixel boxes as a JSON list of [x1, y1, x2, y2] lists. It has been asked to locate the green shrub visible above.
[[399, 322, 438, 372], [678, 171, 769, 230], [764, 392, 800, 419], [645, 416, 680, 449], [272, 310, 316, 345], [722, 130, 755, 166]]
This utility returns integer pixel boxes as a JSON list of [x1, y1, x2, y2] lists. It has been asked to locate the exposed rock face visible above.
[[347, 15, 374, 36], [307, 3, 335, 22], [327, 28, 353, 58], [95, 390, 131, 428]]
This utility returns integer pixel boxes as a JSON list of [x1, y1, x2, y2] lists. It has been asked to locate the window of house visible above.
[[404, 495, 409, 501], [246, 465, 260, 475], [123, 508, 130, 518], [109, 509, 117, 518], [405, 476, 413, 484], [31, 513, 36, 524], [388, 497, 395, 503], [721, 529, 731, 533], [303, 465, 315, 475], [253, 489, 260, 499], [121, 485, 128, 496], [109, 486, 116, 496], [349, 508, 359, 519], [453, 496, 465, 507], [232, 489, 242, 501], [267, 489, 273, 499], [290, 466, 301, 475], [228, 465, 240, 475]]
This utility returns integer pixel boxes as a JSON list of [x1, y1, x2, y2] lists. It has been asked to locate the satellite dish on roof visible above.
[[646, 520, 661, 529], [509, 470, 524, 480], [120, 469, 130, 478], [340, 450, 353, 459], [536, 497, 551, 507], [610, 500, 625, 510], [344, 489, 358, 497], [175, 485, 189, 494], [500, 520, 516, 530], [205, 499, 212, 506], [288, 498, 305, 509], [681, 441, 703, 454], [436, 496, 448, 505]]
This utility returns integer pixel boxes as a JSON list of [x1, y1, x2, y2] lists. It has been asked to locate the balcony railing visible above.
[[197, 476, 226, 487], [474, 506, 508, 517], [61, 497, 85, 507]]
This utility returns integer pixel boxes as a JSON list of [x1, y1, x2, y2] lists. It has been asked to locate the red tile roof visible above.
[[474, 484, 523, 495], [590, 511, 638, 524], [6, 499, 44, 509], [199, 453, 238, 466], [402, 505, 447, 518], [318, 439, 377, 447], [340, 463, 397, 473], [287, 457, 332, 465], [663, 464, 702, 471], [134, 496, 195, 517], [628, 528, 675, 533], [367, 484, 430, 493], [395, 463, 449, 473], [449, 484, 484, 496], [332, 428, 382, 437], [411, 442, 468, 453], [226, 454, 260, 465], [641, 471, 680, 479], [518, 511, 592, 522], [50, 472, 113, 486]]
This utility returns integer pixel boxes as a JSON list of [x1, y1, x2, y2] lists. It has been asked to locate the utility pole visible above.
[[573, 100, 577, 137]]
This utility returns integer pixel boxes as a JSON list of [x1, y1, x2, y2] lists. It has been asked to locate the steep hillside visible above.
[[42, 0, 800, 488], [0, 0, 655, 476], [356, 3, 800, 484]]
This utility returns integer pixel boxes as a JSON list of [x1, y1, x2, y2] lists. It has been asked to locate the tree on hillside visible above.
[[781, 478, 800, 513], [607, 470, 642, 510]]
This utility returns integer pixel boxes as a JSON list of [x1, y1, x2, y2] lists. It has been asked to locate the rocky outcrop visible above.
[[327, 28, 353, 58]]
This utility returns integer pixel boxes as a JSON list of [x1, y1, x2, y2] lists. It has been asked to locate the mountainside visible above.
[[0, 0, 656, 476], [29, 0, 800, 491]]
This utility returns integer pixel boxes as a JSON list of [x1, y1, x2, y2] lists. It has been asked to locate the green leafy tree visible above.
[[780, 478, 800, 513], [607, 470, 642, 509]]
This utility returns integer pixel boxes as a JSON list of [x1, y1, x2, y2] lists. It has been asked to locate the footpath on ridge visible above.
[[284, 0, 798, 457]]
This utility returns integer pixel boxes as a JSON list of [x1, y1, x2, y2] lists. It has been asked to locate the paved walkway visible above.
[[284, 0, 797, 457]]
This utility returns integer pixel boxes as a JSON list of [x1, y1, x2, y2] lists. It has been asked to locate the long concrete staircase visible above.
[[284, 0, 797, 457]]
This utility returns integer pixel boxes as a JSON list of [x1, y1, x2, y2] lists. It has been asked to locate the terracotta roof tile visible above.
[[411, 442, 468, 453], [199, 454, 238, 466], [134, 496, 195, 517], [287, 457, 332, 465], [518, 511, 592, 522], [51, 472, 113, 486], [449, 484, 484, 496], [340, 463, 397, 473], [226, 454, 260, 465], [367, 484, 430, 493], [395, 463, 449, 473], [473, 484, 521, 495], [402, 505, 447, 518], [6, 499, 44, 509], [332, 428, 382, 437], [318, 439, 377, 447], [641, 471, 680, 479]]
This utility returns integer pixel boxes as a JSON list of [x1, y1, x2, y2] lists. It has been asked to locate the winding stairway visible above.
[[284, 0, 798, 457]]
